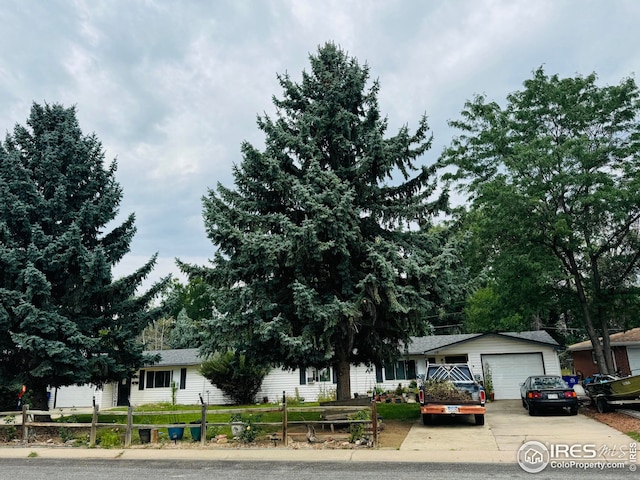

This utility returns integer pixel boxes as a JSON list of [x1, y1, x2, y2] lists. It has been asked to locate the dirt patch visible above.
[[580, 406, 640, 437], [376, 420, 414, 449]]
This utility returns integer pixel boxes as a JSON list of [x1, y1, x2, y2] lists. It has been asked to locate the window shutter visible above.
[[138, 370, 145, 390], [332, 367, 337, 384], [180, 368, 187, 389], [375, 365, 383, 383], [299, 368, 306, 385]]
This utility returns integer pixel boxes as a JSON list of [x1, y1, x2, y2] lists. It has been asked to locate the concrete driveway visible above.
[[399, 400, 635, 464]]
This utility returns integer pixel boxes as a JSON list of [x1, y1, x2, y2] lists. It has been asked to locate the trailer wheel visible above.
[[475, 414, 485, 426], [595, 397, 610, 413], [422, 413, 433, 426]]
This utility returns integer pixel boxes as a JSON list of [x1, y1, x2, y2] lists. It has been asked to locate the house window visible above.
[[384, 360, 416, 381], [303, 367, 331, 384], [179, 368, 187, 390], [445, 355, 468, 363], [145, 370, 171, 389], [318, 368, 330, 382]]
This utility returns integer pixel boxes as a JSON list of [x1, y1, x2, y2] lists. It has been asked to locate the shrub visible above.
[[199, 351, 270, 405], [317, 385, 336, 403], [97, 429, 122, 448], [348, 410, 370, 443], [1, 415, 17, 442], [237, 414, 262, 443]]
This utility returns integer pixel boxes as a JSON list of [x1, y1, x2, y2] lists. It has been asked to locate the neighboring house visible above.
[[568, 327, 640, 379], [49, 330, 562, 408]]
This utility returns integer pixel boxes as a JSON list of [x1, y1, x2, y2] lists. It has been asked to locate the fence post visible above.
[[89, 397, 98, 447], [21, 404, 29, 444], [282, 391, 288, 447], [200, 402, 207, 446], [371, 399, 378, 448], [125, 405, 133, 447]]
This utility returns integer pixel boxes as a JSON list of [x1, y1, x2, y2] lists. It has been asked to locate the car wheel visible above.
[[521, 398, 527, 408], [528, 405, 536, 416], [475, 414, 485, 426], [569, 406, 578, 416], [596, 397, 609, 413], [422, 413, 432, 426]]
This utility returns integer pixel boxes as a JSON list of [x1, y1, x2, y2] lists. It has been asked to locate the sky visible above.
[[1, 0, 639, 294]]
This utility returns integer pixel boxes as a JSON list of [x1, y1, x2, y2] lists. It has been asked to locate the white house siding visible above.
[[102, 383, 116, 408], [422, 335, 561, 400], [258, 365, 381, 403], [129, 366, 226, 406], [49, 384, 115, 410]]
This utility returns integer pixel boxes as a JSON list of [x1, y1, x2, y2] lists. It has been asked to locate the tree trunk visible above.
[[600, 318, 615, 374], [334, 350, 352, 401], [568, 261, 610, 374]]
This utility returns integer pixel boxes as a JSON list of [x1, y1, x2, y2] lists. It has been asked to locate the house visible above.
[[567, 327, 640, 379], [49, 330, 562, 408]]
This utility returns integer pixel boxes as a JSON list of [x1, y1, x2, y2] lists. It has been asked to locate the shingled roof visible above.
[[568, 327, 640, 351], [143, 331, 561, 366], [404, 330, 560, 355], [145, 348, 201, 366]]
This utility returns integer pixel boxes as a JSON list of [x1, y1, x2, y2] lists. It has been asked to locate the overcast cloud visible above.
[[1, 0, 638, 292]]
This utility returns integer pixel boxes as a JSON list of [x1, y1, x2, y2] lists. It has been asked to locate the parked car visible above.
[[520, 375, 578, 416]]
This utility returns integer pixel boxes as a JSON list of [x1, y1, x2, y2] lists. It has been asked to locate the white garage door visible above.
[[628, 347, 640, 376], [482, 353, 545, 400]]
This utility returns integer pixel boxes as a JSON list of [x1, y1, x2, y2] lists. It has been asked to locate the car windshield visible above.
[[531, 377, 567, 389]]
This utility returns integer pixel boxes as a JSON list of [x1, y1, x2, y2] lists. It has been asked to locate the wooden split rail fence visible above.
[[0, 393, 378, 448]]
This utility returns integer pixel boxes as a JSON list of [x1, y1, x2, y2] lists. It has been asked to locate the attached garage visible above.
[[481, 353, 545, 400], [628, 347, 640, 376], [408, 331, 562, 400], [48, 384, 101, 408]]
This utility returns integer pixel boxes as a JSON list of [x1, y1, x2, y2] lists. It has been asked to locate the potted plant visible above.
[[483, 363, 494, 401], [189, 419, 202, 442], [167, 381, 184, 441], [230, 413, 244, 438], [137, 413, 153, 444], [406, 380, 418, 402]]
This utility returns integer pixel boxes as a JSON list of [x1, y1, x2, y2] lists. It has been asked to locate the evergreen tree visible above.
[[0, 103, 168, 411], [182, 43, 462, 400]]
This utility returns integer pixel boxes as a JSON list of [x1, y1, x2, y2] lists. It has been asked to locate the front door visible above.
[[117, 378, 131, 406]]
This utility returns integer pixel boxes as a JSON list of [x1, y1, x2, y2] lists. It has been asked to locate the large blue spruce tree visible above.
[[183, 43, 463, 400], [0, 103, 168, 411]]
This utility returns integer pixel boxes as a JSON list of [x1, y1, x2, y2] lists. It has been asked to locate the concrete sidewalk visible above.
[[0, 400, 634, 464]]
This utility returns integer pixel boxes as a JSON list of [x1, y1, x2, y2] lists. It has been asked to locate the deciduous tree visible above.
[[442, 68, 640, 373]]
